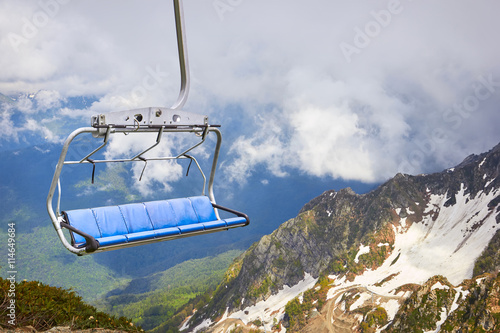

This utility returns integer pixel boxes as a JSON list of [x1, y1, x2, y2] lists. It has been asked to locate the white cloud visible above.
[[24, 118, 60, 143], [224, 128, 288, 185], [1, 0, 500, 185], [223, 69, 414, 183], [288, 105, 373, 181], [0, 96, 62, 145], [0, 105, 19, 143], [35, 90, 63, 111], [102, 130, 211, 197]]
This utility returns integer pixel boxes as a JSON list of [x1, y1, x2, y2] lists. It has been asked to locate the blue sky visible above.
[[1, 0, 500, 192]]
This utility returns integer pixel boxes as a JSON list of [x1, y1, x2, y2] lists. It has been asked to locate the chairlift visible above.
[[46, 0, 249, 255]]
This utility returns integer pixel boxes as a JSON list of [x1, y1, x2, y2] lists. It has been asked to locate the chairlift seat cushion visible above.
[[99, 235, 128, 247], [119, 203, 154, 233], [63, 196, 245, 249], [92, 206, 129, 238], [144, 200, 177, 229], [202, 220, 227, 229], [225, 217, 247, 227]]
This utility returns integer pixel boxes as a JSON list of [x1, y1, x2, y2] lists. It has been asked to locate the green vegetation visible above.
[[439, 274, 500, 332], [390, 252, 401, 266], [150, 289, 217, 333], [374, 273, 399, 287], [473, 229, 500, 276], [325, 221, 396, 283], [99, 250, 242, 331], [0, 225, 128, 302], [360, 244, 388, 269], [0, 278, 141, 332], [359, 307, 388, 333], [388, 276, 457, 332], [273, 255, 287, 269], [284, 276, 330, 332], [247, 275, 276, 300], [329, 259, 348, 274]]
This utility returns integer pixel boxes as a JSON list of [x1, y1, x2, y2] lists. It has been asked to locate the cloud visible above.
[[0, 104, 18, 143], [217, 0, 500, 183], [34, 90, 63, 111], [1, 0, 500, 185], [24, 117, 60, 143], [224, 114, 289, 185], [222, 68, 415, 184], [102, 130, 211, 197], [0, 93, 63, 145]]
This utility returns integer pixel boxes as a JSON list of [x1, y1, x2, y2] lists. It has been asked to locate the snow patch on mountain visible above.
[[226, 273, 317, 329], [431, 281, 449, 291], [190, 318, 212, 333], [350, 292, 372, 311], [327, 184, 499, 300], [381, 299, 400, 321], [354, 244, 370, 263]]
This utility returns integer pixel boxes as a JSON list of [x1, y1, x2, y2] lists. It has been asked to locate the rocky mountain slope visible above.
[[177, 143, 500, 332]]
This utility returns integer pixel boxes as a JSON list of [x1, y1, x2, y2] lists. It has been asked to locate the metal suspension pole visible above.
[[171, 0, 190, 110]]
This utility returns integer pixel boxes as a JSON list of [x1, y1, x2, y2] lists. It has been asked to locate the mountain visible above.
[[176, 142, 500, 332]]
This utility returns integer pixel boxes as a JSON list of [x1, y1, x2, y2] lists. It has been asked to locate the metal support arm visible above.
[[171, 0, 190, 110]]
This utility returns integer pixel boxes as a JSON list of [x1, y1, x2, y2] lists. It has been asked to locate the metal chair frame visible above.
[[46, 0, 247, 255]]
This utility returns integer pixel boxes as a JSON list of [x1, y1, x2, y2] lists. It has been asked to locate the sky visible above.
[[1, 0, 500, 189]]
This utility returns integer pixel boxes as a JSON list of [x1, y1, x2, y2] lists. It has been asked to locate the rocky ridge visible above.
[[177, 143, 500, 332]]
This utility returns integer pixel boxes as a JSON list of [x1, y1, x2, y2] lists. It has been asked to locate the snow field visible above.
[[226, 273, 318, 330]]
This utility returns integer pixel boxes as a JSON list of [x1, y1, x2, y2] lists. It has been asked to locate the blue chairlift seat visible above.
[[62, 196, 248, 252]]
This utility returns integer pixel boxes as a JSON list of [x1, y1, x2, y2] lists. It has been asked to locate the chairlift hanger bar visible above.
[[90, 107, 219, 138], [171, 0, 189, 110]]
